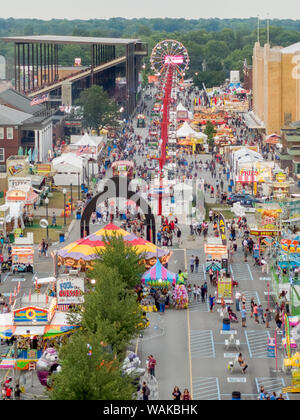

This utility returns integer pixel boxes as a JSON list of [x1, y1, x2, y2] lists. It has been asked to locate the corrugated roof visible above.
[[1, 35, 141, 46], [0, 88, 43, 114], [0, 104, 32, 125]]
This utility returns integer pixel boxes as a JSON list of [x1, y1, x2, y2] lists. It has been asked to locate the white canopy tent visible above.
[[232, 147, 263, 172], [176, 122, 208, 141], [52, 153, 87, 186]]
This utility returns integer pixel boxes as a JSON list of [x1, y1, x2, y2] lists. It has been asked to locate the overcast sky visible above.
[[2, 0, 300, 20]]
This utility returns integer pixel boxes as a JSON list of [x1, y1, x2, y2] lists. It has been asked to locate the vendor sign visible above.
[[12, 247, 34, 264], [250, 230, 281, 237], [8, 177, 31, 191], [219, 214, 227, 246], [57, 277, 84, 305], [36, 164, 52, 176]]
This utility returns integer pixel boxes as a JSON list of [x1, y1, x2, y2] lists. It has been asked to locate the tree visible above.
[[84, 263, 142, 356], [76, 85, 119, 131], [94, 235, 145, 289], [204, 121, 216, 152], [49, 332, 134, 400]]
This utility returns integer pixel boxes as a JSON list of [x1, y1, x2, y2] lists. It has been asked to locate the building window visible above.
[[6, 127, 13, 140], [0, 128, 4, 140], [0, 148, 4, 162]]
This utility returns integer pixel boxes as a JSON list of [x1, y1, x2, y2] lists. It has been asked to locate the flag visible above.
[[17, 282, 21, 294], [46, 295, 48, 304], [30, 94, 49, 107], [199, 98, 201, 105]]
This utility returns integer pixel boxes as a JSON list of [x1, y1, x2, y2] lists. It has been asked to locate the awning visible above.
[[236, 174, 257, 183], [14, 326, 45, 337]]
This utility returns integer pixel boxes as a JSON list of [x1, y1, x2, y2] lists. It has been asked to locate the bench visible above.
[[225, 335, 240, 351]]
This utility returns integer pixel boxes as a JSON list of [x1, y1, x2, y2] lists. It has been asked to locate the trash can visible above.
[[76, 211, 81, 220], [9, 233, 14, 244], [232, 391, 241, 400], [59, 233, 65, 243], [228, 186, 232, 192], [223, 318, 231, 331]]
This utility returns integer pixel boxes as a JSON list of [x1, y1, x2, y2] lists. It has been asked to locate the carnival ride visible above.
[[150, 40, 190, 79]]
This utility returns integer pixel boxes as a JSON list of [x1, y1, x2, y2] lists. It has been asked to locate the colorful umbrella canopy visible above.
[[142, 259, 176, 285], [58, 223, 170, 264]]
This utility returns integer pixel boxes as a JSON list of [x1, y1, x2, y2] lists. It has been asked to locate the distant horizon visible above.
[[2, 0, 300, 21], [2, 16, 300, 22]]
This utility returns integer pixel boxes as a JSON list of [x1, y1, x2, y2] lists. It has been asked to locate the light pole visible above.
[[78, 172, 81, 201], [70, 183, 73, 216], [63, 188, 67, 228], [45, 197, 49, 241]]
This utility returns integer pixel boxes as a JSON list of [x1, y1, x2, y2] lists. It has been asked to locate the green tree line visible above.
[[1, 18, 300, 86]]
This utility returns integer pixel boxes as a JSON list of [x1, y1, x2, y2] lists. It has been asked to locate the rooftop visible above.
[[281, 42, 300, 54], [1, 35, 142, 46], [0, 104, 32, 125], [0, 88, 43, 114]]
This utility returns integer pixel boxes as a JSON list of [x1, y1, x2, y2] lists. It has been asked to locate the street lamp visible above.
[[63, 188, 67, 227], [77, 172, 81, 201], [70, 183, 73, 216], [45, 197, 49, 240]]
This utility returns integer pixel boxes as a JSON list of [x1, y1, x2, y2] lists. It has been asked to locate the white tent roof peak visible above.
[[177, 102, 187, 112], [75, 133, 103, 147], [52, 153, 86, 168], [176, 121, 208, 140]]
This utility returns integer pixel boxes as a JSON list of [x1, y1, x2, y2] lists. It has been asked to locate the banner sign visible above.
[[219, 213, 227, 246], [57, 277, 85, 305]]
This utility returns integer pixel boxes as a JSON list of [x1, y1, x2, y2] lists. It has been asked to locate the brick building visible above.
[[0, 89, 54, 170]]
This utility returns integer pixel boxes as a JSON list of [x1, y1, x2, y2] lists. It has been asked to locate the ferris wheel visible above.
[[150, 40, 190, 77]]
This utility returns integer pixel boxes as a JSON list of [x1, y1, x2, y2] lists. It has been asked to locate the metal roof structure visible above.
[[0, 104, 32, 125], [1, 35, 142, 46], [0, 89, 44, 114]]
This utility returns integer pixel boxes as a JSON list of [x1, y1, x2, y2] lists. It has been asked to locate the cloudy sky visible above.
[[2, 0, 300, 20]]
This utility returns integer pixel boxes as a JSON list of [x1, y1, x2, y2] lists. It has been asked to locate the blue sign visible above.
[[267, 338, 275, 358]]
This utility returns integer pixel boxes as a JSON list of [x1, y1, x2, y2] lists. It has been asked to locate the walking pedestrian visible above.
[[235, 291, 241, 312], [193, 285, 197, 302], [141, 382, 150, 400], [148, 355, 156, 377], [209, 295, 215, 313], [190, 255, 195, 273], [265, 308, 272, 328], [195, 256, 199, 273], [241, 306, 247, 327], [258, 305, 265, 324], [181, 389, 191, 400], [172, 386, 181, 400]]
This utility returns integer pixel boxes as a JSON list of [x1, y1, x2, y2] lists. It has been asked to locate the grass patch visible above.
[[23, 227, 62, 244], [23, 217, 73, 244], [46, 190, 81, 210], [204, 202, 235, 221]]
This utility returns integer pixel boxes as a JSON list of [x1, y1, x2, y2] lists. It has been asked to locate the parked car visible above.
[[227, 194, 262, 207]]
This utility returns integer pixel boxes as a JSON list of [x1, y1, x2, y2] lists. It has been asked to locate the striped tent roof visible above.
[[58, 223, 169, 262]]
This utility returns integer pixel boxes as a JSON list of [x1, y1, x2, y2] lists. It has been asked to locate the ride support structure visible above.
[[158, 65, 174, 217]]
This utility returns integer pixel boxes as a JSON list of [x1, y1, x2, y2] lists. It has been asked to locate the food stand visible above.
[[0, 294, 79, 371], [11, 246, 34, 273], [204, 240, 228, 273], [112, 161, 134, 179], [137, 114, 146, 128], [216, 269, 233, 304]]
